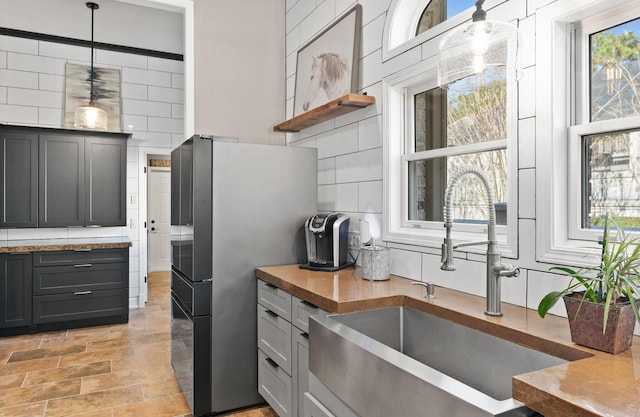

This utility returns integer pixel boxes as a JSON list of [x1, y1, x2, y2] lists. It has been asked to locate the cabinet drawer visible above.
[[304, 393, 336, 417], [33, 248, 128, 267], [257, 280, 291, 321], [258, 305, 292, 375], [258, 350, 292, 417], [33, 262, 128, 295], [292, 296, 328, 334], [33, 288, 127, 324]]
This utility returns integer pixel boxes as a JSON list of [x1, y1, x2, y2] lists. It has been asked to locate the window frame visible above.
[[383, 57, 518, 257], [535, 0, 640, 266]]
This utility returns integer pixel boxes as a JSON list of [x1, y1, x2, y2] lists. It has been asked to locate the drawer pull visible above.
[[74, 264, 93, 268], [74, 291, 92, 295], [301, 300, 318, 309], [265, 357, 279, 369], [74, 248, 93, 252], [265, 309, 279, 319], [301, 332, 309, 340], [265, 283, 278, 290], [10, 252, 30, 255]]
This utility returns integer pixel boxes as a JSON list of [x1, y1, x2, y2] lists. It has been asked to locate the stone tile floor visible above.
[[0, 271, 276, 417]]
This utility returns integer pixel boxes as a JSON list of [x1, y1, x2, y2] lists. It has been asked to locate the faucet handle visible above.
[[494, 263, 520, 278], [440, 240, 456, 271], [412, 281, 436, 299]]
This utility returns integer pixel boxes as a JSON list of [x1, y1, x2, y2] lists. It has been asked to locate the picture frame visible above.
[[64, 63, 122, 132], [293, 5, 362, 116]]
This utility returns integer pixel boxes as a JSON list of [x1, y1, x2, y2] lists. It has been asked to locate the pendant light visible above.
[[437, 0, 522, 87], [74, 2, 108, 130]]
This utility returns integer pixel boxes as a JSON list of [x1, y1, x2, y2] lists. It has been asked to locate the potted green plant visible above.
[[537, 214, 640, 354]]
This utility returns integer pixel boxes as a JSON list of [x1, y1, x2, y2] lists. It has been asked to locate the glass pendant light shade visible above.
[[74, 2, 108, 130], [437, 9, 522, 87], [74, 104, 107, 130]]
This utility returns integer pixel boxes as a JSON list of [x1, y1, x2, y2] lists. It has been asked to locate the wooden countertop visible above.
[[256, 264, 640, 417], [0, 236, 132, 253]]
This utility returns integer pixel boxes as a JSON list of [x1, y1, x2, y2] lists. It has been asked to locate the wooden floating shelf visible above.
[[274, 93, 375, 132]]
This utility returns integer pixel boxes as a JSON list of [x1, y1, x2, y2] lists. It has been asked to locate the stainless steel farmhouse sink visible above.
[[309, 306, 567, 417]]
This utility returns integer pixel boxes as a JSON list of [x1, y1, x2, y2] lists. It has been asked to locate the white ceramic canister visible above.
[[361, 245, 390, 281]]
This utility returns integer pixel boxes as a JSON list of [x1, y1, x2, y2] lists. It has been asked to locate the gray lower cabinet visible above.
[[0, 253, 33, 329], [0, 130, 38, 228], [257, 279, 327, 417], [32, 248, 129, 327]]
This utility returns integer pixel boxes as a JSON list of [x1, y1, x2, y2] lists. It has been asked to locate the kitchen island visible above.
[[256, 264, 640, 417]]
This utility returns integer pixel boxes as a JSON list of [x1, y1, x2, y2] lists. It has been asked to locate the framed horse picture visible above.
[[294, 5, 362, 116]]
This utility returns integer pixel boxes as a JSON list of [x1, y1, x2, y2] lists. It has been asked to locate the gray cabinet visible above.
[[0, 129, 38, 228], [39, 134, 85, 227], [32, 248, 129, 327], [0, 125, 128, 228], [257, 280, 328, 417], [0, 253, 32, 329]]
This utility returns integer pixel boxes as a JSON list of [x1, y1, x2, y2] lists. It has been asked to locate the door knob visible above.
[[151, 227, 156, 231]]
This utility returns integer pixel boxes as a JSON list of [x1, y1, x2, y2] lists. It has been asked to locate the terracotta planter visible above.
[[563, 294, 638, 354]]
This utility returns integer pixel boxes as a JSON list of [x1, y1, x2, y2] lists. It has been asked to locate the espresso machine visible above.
[[300, 213, 353, 271]]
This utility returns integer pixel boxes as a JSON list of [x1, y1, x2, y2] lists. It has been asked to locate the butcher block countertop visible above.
[[0, 236, 132, 253], [256, 264, 640, 417]]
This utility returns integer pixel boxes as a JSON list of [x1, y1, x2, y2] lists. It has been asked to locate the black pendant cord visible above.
[[472, 0, 486, 22], [87, 2, 99, 105]]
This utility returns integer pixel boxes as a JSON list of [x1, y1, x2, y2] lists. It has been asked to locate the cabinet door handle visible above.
[[265, 357, 279, 369], [265, 283, 277, 290], [265, 309, 278, 319], [301, 300, 318, 309], [301, 332, 309, 340], [74, 291, 92, 295], [74, 264, 93, 268]]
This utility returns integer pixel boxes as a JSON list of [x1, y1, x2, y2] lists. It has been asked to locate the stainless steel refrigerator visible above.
[[170, 135, 317, 416]]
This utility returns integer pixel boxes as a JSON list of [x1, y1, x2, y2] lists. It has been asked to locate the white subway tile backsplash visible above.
[[148, 57, 183, 74], [129, 130, 173, 148], [0, 51, 6, 68], [0, 103, 38, 124], [122, 98, 171, 118], [122, 67, 171, 87], [318, 157, 336, 185], [122, 114, 148, 132], [335, 147, 383, 183], [0, 36, 38, 55], [148, 116, 183, 134], [519, 168, 535, 219], [67, 227, 124, 239], [97, 50, 147, 69], [148, 85, 183, 104], [518, 66, 536, 118], [121, 83, 148, 100], [299, 1, 336, 47], [361, 13, 385, 58], [0, 69, 38, 89], [171, 73, 184, 89], [360, 49, 384, 90], [316, 123, 358, 158], [518, 117, 535, 169], [422, 254, 486, 298], [286, 0, 315, 35], [8, 52, 66, 75], [527, 270, 571, 317], [39, 74, 64, 92], [520, 15, 536, 69], [39, 41, 87, 62], [360, 0, 392, 25], [389, 248, 422, 280], [8, 88, 62, 108], [358, 180, 382, 213], [172, 104, 184, 119], [38, 107, 63, 126], [318, 184, 337, 211], [0, 87, 6, 104], [336, 183, 359, 212], [6, 228, 68, 240], [358, 114, 382, 151]]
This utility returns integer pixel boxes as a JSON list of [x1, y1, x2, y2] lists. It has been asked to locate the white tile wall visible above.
[[285, 0, 606, 317], [0, 36, 184, 308]]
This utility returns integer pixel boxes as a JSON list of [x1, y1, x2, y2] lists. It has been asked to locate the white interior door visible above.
[[148, 167, 171, 272]]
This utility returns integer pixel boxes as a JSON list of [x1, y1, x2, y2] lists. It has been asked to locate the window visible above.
[[415, 1, 474, 35], [569, 13, 640, 238], [536, 0, 640, 265], [383, 58, 518, 255]]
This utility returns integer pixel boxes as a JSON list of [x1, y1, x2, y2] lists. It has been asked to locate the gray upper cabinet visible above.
[[85, 136, 127, 226], [1, 125, 129, 228], [0, 129, 38, 228], [39, 134, 86, 227]]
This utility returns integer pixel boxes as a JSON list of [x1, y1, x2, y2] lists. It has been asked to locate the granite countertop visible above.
[[0, 236, 133, 253], [256, 264, 640, 417]]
